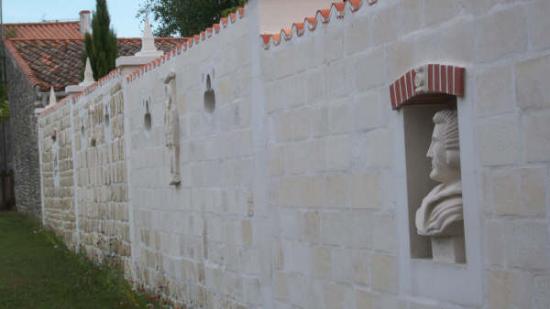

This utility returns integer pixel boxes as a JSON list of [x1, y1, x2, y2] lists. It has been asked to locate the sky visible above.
[[3, 0, 145, 37]]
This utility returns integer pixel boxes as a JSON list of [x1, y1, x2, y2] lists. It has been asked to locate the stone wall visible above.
[[39, 102, 76, 247], [262, 5, 396, 307], [5, 52, 42, 217], [74, 79, 131, 268], [38, 74, 131, 266], [36, 0, 550, 308], [0, 120, 13, 173], [124, 14, 258, 306]]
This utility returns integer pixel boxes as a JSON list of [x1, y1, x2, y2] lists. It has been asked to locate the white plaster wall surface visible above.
[[35, 0, 550, 308]]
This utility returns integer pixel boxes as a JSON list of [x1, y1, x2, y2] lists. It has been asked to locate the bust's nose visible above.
[[426, 142, 434, 158]]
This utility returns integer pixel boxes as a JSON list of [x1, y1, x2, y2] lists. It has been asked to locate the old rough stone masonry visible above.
[[15, 0, 550, 308]]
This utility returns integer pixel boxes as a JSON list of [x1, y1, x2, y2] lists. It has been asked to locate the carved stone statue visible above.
[[163, 71, 181, 186], [416, 110, 463, 237]]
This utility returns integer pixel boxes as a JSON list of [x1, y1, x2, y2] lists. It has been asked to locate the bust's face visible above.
[[427, 123, 460, 183]]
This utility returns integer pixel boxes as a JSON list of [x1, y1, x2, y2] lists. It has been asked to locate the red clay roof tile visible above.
[[3, 21, 82, 40], [5, 21, 186, 93], [5, 31, 183, 92]]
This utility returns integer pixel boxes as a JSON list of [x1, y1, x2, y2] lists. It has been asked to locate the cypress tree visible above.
[[85, 0, 118, 80]]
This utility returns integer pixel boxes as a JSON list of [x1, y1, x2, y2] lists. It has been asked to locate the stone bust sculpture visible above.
[[415, 110, 463, 237], [163, 71, 181, 186]]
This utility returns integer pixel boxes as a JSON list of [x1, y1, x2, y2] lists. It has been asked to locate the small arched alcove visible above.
[[204, 74, 216, 113], [52, 129, 60, 188], [144, 99, 152, 130], [104, 109, 110, 127], [80, 124, 87, 150]]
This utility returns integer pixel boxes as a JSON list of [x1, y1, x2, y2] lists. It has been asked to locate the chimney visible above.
[[79, 10, 91, 35]]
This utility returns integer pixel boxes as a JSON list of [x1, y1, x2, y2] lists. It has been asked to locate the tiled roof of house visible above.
[[117, 38, 186, 58], [3, 21, 82, 40], [4, 20, 185, 92]]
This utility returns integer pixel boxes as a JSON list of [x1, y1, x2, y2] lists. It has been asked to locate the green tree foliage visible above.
[[139, 0, 247, 37], [85, 0, 118, 80]]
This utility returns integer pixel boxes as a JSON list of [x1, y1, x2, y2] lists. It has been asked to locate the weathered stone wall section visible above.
[[125, 14, 258, 307], [73, 79, 130, 268], [5, 53, 42, 217], [35, 1, 550, 308], [39, 103, 77, 248]]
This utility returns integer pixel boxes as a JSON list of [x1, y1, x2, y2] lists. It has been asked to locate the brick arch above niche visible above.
[[389, 64, 465, 110]]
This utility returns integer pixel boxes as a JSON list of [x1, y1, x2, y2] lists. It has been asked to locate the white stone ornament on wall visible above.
[[66, 58, 96, 94], [163, 70, 181, 186], [415, 110, 465, 262], [48, 87, 56, 108], [82, 58, 95, 87], [136, 17, 163, 58], [116, 17, 162, 73], [414, 66, 428, 94]]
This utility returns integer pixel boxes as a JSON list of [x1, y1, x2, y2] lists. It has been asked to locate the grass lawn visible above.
[[0, 211, 158, 309]]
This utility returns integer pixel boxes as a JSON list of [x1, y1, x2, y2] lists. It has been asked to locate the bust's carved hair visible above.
[[433, 110, 459, 151]]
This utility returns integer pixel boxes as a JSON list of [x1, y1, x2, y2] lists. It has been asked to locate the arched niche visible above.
[[390, 64, 466, 263], [204, 74, 216, 113]]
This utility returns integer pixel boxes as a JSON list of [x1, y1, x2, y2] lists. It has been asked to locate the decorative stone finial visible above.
[[48, 87, 57, 107], [65, 57, 96, 94], [80, 57, 95, 87], [136, 16, 163, 57]]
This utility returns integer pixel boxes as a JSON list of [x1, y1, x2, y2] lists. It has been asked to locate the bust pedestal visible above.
[[431, 236, 465, 263]]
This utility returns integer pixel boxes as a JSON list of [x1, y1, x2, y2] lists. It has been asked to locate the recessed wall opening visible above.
[[204, 74, 216, 113], [403, 95, 465, 263], [52, 135, 60, 188], [90, 138, 97, 147], [391, 64, 467, 264], [80, 123, 87, 149], [104, 111, 110, 127], [144, 101, 152, 130]]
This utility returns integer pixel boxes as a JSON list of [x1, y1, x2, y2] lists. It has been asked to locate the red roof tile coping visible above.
[[261, 0, 376, 48], [389, 64, 465, 110]]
